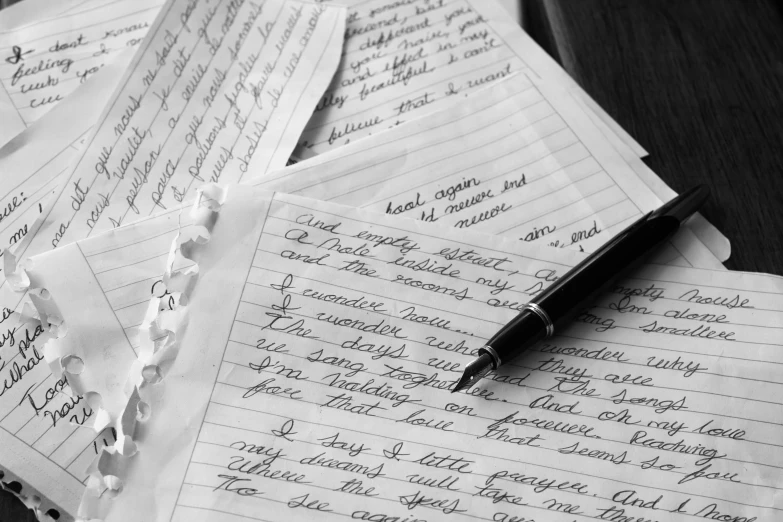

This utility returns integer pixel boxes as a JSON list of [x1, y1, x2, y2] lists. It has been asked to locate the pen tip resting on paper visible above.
[[451, 352, 494, 393]]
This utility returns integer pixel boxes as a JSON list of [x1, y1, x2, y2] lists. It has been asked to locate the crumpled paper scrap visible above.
[[76, 184, 226, 521]]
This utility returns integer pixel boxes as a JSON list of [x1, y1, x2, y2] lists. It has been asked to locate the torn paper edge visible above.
[[0, 465, 67, 522], [0, 249, 73, 522], [1, 185, 225, 521], [75, 184, 226, 522], [1, 252, 84, 522]]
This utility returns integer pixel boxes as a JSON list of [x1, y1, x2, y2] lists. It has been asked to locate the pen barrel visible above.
[[483, 185, 708, 364], [534, 213, 681, 330], [484, 212, 682, 361]]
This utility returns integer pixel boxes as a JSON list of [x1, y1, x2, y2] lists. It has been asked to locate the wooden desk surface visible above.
[[528, 0, 783, 275], [2, 0, 782, 520]]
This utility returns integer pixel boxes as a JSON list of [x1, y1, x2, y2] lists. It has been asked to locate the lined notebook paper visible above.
[[27, 186, 781, 521], [253, 77, 727, 269], [0, 57, 145, 516], [0, 206, 186, 517], [296, 0, 647, 158], [0, 0, 164, 145], [570, 94, 731, 262], [14, 0, 345, 259], [0, 47, 133, 265]]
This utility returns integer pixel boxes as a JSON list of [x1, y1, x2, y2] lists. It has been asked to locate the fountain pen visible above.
[[452, 185, 710, 393]]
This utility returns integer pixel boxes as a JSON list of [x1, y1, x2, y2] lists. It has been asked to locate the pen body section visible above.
[[534, 214, 681, 331], [485, 310, 548, 363]]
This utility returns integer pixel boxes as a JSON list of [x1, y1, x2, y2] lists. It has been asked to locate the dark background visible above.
[[2, 0, 782, 520], [525, 0, 783, 275]]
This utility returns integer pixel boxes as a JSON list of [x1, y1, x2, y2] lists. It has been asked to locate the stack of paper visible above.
[[0, 1, 776, 522]]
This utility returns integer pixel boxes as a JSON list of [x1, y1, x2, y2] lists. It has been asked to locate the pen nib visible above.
[[451, 353, 494, 393]]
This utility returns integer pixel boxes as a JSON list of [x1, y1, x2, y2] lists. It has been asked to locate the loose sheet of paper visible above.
[[0, 50, 137, 518], [16, 0, 346, 263], [254, 77, 726, 270], [0, 0, 164, 146], [0, 205, 186, 518], [0, 47, 134, 272], [294, 0, 647, 159], [29, 187, 781, 521], [291, 0, 727, 260]]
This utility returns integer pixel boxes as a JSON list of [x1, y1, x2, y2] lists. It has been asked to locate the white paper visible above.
[[253, 77, 725, 270], [29, 186, 781, 521], [0, 57, 136, 519], [0, 207, 185, 519], [15, 0, 346, 263], [0, 0, 165, 146], [0, 47, 134, 270], [294, 0, 647, 159]]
